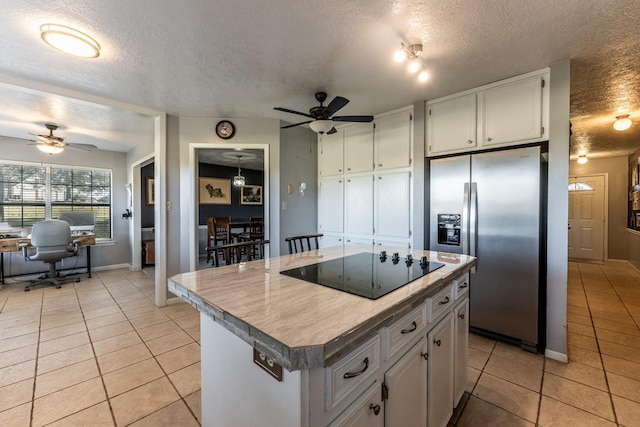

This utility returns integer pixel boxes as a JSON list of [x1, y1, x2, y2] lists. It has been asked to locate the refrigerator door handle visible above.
[[462, 183, 470, 255], [470, 182, 478, 272]]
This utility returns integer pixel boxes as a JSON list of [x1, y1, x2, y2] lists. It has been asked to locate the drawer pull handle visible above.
[[438, 296, 450, 305], [369, 403, 381, 415], [420, 352, 428, 360], [459, 282, 468, 289], [343, 357, 369, 379], [434, 339, 442, 347], [458, 313, 465, 319], [401, 321, 417, 334]]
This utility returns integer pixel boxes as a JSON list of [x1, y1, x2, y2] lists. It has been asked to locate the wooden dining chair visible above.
[[206, 216, 231, 263], [284, 233, 323, 254], [207, 240, 270, 267]]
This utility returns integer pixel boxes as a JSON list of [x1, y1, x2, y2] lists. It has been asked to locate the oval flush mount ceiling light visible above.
[[577, 154, 588, 164], [40, 24, 101, 58], [613, 114, 632, 131]]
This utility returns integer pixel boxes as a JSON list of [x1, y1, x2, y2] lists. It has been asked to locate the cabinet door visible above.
[[345, 123, 374, 174], [345, 175, 374, 235], [453, 299, 469, 408], [374, 110, 412, 170], [328, 383, 383, 427], [428, 313, 454, 427], [375, 171, 410, 238], [319, 177, 344, 233], [319, 130, 344, 176], [427, 93, 477, 156], [482, 75, 544, 147], [319, 234, 344, 248], [384, 338, 428, 427]]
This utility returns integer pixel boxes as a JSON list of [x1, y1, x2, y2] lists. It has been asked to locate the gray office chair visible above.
[[20, 220, 80, 291]]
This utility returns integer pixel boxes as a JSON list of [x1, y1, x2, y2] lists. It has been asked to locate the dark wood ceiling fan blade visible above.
[[274, 107, 314, 118], [280, 120, 312, 129], [323, 96, 349, 116], [67, 143, 97, 151], [332, 115, 374, 122]]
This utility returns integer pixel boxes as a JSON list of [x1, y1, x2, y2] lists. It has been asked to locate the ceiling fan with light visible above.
[[1, 123, 97, 154], [274, 92, 373, 134]]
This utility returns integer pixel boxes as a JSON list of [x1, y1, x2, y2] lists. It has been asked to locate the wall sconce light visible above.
[[613, 114, 632, 131], [577, 155, 588, 164], [393, 43, 430, 84]]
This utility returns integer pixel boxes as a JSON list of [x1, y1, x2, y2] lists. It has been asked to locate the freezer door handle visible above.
[[470, 182, 478, 272], [462, 183, 470, 255]]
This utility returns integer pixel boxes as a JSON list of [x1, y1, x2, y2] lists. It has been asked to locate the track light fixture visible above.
[[393, 43, 430, 83]]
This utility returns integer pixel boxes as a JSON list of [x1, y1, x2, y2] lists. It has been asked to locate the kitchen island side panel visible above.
[[201, 313, 307, 427]]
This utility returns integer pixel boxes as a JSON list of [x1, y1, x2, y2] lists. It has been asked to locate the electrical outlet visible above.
[[282, 201, 287, 211]]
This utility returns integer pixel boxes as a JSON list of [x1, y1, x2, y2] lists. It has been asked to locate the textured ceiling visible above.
[[0, 0, 638, 160]]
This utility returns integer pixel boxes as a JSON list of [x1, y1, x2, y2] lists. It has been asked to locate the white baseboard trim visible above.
[[91, 263, 132, 272], [545, 349, 568, 363]]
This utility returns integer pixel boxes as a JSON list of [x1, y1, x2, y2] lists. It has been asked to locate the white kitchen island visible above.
[[168, 244, 475, 427]]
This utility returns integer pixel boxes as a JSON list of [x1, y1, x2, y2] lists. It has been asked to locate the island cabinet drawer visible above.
[[453, 272, 470, 301], [383, 305, 427, 361], [426, 283, 453, 323], [325, 335, 381, 411]]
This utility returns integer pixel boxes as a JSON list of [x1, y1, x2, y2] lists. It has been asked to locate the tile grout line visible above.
[[581, 263, 620, 427], [29, 287, 45, 427]]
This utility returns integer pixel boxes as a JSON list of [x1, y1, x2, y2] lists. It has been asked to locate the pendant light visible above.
[[233, 155, 246, 187]]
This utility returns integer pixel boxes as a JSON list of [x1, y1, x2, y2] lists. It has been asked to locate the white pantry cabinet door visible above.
[[345, 123, 374, 174], [374, 110, 412, 170], [428, 313, 454, 427], [319, 177, 344, 233], [319, 130, 344, 176], [453, 299, 469, 407], [374, 171, 410, 239], [345, 175, 374, 236]]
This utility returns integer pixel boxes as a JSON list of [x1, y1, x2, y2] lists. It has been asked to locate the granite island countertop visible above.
[[168, 244, 475, 371]]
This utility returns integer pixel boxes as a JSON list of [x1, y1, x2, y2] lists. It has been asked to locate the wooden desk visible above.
[[0, 233, 95, 284]]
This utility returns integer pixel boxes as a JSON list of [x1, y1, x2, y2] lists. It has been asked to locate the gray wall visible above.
[[569, 156, 628, 260], [278, 125, 318, 255]]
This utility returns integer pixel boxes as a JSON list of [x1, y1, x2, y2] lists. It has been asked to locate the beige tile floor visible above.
[[451, 260, 640, 426], [2, 260, 640, 426], [0, 269, 201, 426]]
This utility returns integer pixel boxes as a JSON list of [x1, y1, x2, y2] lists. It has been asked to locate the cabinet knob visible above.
[[467, 140, 473, 144], [486, 137, 492, 142], [338, 169, 342, 172], [378, 163, 383, 167], [347, 168, 351, 171], [369, 403, 381, 416], [433, 339, 442, 347], [420, 352, 428, 360], [458, 313, 465, 319]]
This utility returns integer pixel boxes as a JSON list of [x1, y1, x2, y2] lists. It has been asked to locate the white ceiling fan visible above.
[[1, 123, 97, 154]]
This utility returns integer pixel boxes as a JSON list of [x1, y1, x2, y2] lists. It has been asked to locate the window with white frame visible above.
[[0, 161, 112, 239]]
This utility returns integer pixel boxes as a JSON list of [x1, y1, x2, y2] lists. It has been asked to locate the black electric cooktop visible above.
[[280, 252, 445, 300]]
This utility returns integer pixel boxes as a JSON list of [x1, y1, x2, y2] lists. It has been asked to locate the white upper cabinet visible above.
[[345, 123, 374, 174], [426, 68, 549, 157], [319, 130, 344, 176], [482, 75, 544, 146], [427, 93, 477, 155], [374, 109, 412, 170]]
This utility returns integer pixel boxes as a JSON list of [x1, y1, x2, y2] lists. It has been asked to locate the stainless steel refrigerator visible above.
[[429, 145, 545, 352]]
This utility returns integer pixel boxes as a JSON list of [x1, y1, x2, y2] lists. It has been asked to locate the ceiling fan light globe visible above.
[[408, 61, 420, 74], [418, 71, 429, 82], [393, 50, 405, 62], [613, 115, 632, 131], [37, 144, 64, 154], [310, 120, 334, 134]]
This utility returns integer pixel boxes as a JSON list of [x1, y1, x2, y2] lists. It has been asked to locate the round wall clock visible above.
[[215, 120, 236, 139]]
